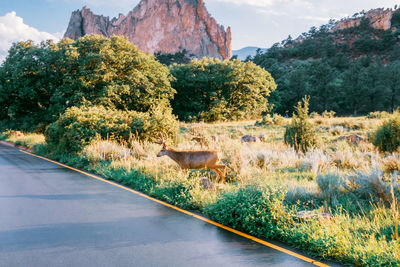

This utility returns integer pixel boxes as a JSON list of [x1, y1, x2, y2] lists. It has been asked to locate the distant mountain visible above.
[[232, 46, 267, 60]]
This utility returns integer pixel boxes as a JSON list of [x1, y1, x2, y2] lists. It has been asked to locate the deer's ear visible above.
[[162, 142, 167, 149]]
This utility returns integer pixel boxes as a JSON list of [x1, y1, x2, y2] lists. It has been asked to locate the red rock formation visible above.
[[331, 8, 393, 32], [64, 0, 232, 59]]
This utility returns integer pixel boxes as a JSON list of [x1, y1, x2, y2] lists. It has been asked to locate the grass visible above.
[[2, 115, 400, 266]]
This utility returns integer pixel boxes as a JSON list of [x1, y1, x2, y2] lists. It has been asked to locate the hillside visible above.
[[252, 7, 400, 116]]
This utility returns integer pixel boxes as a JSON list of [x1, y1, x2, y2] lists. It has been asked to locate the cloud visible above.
[[0, 11, 61, 62]]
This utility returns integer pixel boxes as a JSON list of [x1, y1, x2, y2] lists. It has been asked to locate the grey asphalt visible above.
[[0, 143, 331, 267]]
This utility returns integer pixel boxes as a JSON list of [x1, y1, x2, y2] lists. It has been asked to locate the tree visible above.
[[284, 96, 317, 152], [52, 35, 175, 114], [170, 58, 276, 122], [0, 40, 63, 130], [155, 49, 194, 65], [384, 61, 400, 111], [0, 35, 176, 131], [307, 60, 338, 113]]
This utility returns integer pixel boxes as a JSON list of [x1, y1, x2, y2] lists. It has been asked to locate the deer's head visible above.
[[157, 142, 168, 157], [156, 133, 168, 157]]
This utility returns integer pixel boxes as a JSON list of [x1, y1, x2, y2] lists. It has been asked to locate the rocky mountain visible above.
[[331, 8, 394, 32], [64, 0, 231, 59]]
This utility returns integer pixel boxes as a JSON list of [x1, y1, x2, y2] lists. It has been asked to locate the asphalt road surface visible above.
[[0, 143, 334, 267]]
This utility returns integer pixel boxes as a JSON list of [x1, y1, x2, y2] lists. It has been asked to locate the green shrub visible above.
[[284, 96, 318, 152], [373, 112, 400, 152], [45, 103, 178, 155], [316, 171, 343, 205], [205, 185, 289, 239]]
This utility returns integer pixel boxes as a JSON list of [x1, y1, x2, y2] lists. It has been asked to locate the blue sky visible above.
[[0, 0, 399, 60]]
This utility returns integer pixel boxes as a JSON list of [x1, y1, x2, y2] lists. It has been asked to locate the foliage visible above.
[[316, 171, 343, 205], [251, 15, 400, 115], [154, 49, 194, 65], [205, 185, 289, 239], [0, 35, 175, 131], [170, 58, 276, 122], [373, 112, 400, 152], [45, 104, 178, 155], [0, 40, 64, 131], [284, 96, 318, 152]]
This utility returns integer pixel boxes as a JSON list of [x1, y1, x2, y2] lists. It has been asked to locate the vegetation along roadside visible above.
[[2, 12, 400, 263]]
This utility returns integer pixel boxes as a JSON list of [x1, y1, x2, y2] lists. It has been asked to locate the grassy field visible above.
[[2, 114, 400, 266]]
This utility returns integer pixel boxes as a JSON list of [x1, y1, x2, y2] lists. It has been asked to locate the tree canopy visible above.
[[0, 35, 175, 131], [170, 58, 276, 122]]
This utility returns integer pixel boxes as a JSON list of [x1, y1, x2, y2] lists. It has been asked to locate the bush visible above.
[[373, 112, 400, 152], [45, 103, 178, 155], [316, 171, 343, 205], [284, 96, 318, 152], [345, 168, 399, 203], [205, 185, 289, 239]]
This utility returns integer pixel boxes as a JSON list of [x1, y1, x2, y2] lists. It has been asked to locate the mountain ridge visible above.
[[64, 0, 232, 59]]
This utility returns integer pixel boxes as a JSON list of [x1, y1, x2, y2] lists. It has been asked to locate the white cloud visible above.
[[0, 11, 63, 62], [0, 11, 63, 63], [0, 11, 61, 62]]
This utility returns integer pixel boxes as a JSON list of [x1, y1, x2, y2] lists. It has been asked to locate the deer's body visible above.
[[157, 146, 226, 183]]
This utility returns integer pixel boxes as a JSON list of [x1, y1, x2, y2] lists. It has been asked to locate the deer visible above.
[[156, 138, 227, 183]]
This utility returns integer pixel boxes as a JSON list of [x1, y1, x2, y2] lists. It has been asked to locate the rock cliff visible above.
[[64, 0, 232, 59], [331, 8, 393, 32]]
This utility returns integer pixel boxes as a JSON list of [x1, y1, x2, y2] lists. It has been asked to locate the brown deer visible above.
[[156, 140, 227, 183]]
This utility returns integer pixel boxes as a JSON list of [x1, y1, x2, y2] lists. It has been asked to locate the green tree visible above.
[[384, 61, 400, 111], [284, 96, 317, 152], [0, 35, 176, 131], [170, 58, 276, 122], [52, 35, 175, 114], [0, 40, 63, 130], [307, 60, 339, 112]]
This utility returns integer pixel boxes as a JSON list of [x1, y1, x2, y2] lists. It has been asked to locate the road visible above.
[[0, 143, 333, 267]]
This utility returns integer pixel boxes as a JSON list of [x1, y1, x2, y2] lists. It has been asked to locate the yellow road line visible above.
[[19, 149, 330, 267]]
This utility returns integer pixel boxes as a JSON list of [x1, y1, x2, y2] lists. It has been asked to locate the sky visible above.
[[0, 0, 399, 61]]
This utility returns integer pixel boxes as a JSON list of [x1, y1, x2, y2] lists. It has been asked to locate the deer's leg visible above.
[[214, 164, 226, 183], [212, 168, 222, 183]]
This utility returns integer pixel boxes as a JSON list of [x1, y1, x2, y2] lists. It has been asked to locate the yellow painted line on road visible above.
[[19, 149, 329, 267]]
